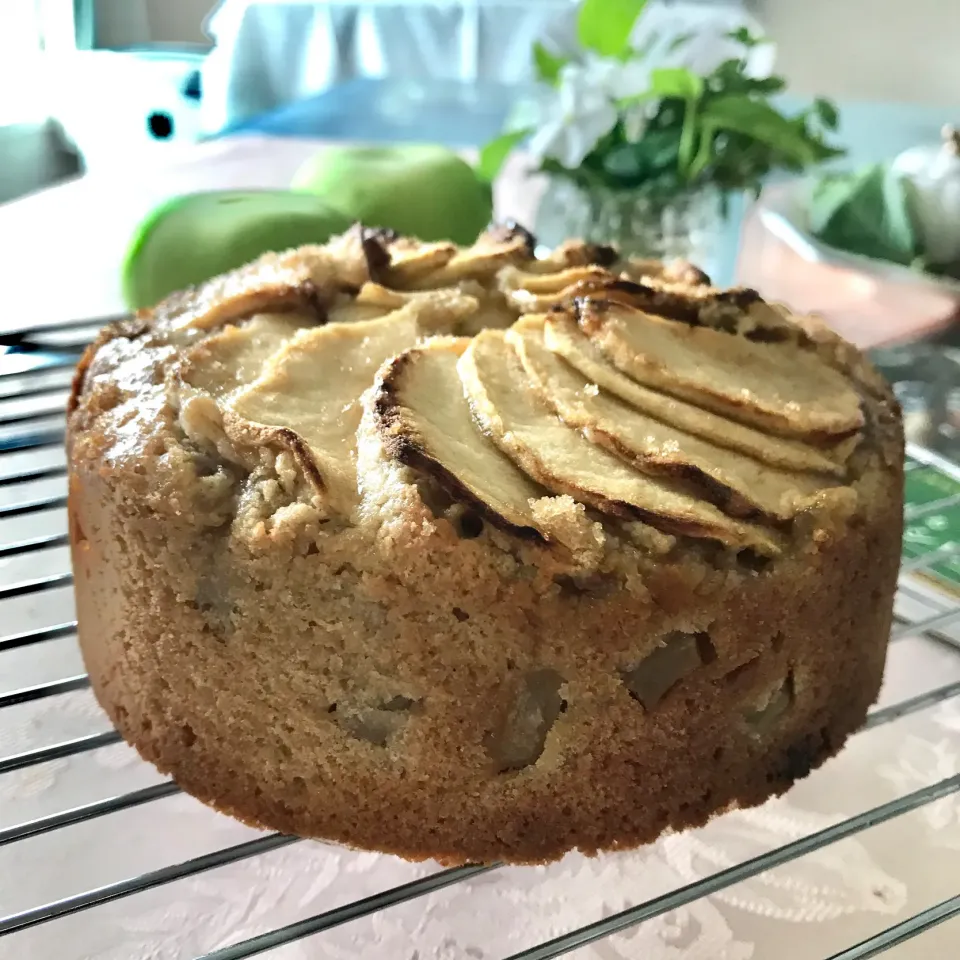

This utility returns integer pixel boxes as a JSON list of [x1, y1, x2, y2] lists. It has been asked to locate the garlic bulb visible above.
[[891, 125, 960, 266]]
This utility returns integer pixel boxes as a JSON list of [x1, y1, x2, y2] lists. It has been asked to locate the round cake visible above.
[[68, 224, 904, 865]]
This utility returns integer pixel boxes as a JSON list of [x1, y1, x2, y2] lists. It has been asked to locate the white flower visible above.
[[604, 56, 654, 100], [525, 63, 617, 168], [524, 55, 657, 168]]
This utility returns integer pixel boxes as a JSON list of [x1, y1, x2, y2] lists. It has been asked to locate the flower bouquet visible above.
[[481, 0, 844, 273]]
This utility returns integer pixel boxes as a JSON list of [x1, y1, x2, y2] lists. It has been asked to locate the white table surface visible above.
[[0, 135, 958, 960]]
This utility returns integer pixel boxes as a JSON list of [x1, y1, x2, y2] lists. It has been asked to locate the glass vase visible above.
[[534, 179, 726, 283]]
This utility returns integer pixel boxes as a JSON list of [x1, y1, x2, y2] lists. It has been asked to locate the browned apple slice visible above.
[[578, 299, 864, 441], [498, 266, 618, 313], [510, 318, 833, 523], [228, 294, 478, 512], [581, 280, 792, 338], [543, 312, 851, 475], [372, 340, 545, 537], [178, 314, 302, 396], [395, 232, 537, 290], [378, 239, 459, 286], [520, 239, 618, 273], [502, 265, 614, 295], [151, 245, 351, 332], [458, 330, 781, 554], [327, 282, 487, 326], [621, 258, 711, 287]]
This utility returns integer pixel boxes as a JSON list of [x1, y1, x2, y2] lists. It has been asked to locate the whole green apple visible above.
[[291, 144, 492, 245], [122, 190, 353, 309]]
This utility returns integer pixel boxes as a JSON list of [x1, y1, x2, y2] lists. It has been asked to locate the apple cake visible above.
[[68, 224, 904, 865]]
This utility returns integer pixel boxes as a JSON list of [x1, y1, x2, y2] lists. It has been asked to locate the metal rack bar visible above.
[[0, 533, 70, 560], [0, 409, 65, 428], [906, 441, 960, 479], [0, 382, 72, 402], [0, 782, 181, 847], [824, 894, 960, 960], [901, 545, 960, 573], [0, 465, 66, 486], [891, 606, 960, 641], [0, 494, 69, 519], [0, 358, 78, 380], [196, 864, 498, 960], [0, 731, 122, 775], [905, 493, 960, 522], [0, 674, 89, 709], [0, 315, 125, 341], [500, 776, 960, 960], [0, 431, 66, 454], [0, 621, 76, 653], [0, 835, 301, 937], [0, 573, 74, 601], [897, 578, 954, 606], [862, 680, 960, 729]]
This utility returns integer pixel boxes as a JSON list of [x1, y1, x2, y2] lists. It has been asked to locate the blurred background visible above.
[[3, 0, 960, 202]]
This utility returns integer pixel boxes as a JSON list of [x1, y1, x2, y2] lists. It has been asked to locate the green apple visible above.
[[290, 144, 492, 245], [122, 190, 353, 309]]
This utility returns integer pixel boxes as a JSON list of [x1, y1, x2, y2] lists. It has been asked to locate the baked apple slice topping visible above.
[[227, 294, 478, 512], [577, 297, 864, 442], [543, 312, 851, 475], [509, 318, 833, 523], [163, 230, 866, 557], [376, 225, 534, 289], [458, 329, 781, 554], [372, 339, 546, 537], [151, 245, 353, 332], [178, 314, 302, 397]]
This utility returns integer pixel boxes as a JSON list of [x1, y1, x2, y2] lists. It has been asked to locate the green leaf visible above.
[[699, 97, 821, 165], [577, 0, 648, 58], [813, 97, 840, 131], [688, 122, 719, 180], [650, 67, 703, 101], [599, 129, 681, 185], [478, 129, 528, 183], [636, 127, 682, 170], [750, 76, 787, 94], [707, 54, 787, 96], [602, 144, 646, 179], [727, 26, 763, 48], [532, 42, 567, 85], [809, 164, 919, 265]]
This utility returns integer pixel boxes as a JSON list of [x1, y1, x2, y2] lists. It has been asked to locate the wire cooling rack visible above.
[[0, 319, 959, 960]]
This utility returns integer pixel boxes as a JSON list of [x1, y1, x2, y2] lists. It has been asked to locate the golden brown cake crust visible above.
[[68, 226, 904, 865]]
